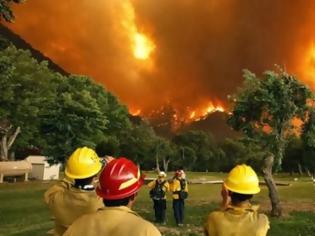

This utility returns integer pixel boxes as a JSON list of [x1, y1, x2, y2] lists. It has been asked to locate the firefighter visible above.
[[64, 157, 161, 236], [148, 171, 170, 224], [171, 169, 188, 227], [44, 147, 103, 236], [204, 164, 270, 236]]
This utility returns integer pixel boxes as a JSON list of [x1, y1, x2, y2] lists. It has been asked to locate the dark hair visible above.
[[230, 192, 253, 204], [95, 138, 118, 157], [103, 194, 135, 207], [74, 175, 95, 189]]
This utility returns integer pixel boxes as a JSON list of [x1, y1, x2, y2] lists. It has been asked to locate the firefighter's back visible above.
[[205, 205, 269, 236], [64, 206, 161, 236]]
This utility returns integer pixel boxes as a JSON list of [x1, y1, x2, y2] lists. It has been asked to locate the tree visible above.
[[172, 130, 216, 171], [282, 136, 303, 175], [119, 121, 158, 169], [0, 46, 60, 156], [0, 46, 132, 162], [153, 137, 176, 172], [0, 119, 20, 160], [227, 69, 313, 217], [301, 109, 315, 177], [0, 0, 24, 22], [41, 75, 109, 162]]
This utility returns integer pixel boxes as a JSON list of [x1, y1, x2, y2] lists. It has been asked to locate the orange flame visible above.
[[189, 111, 196, 119], [129, 108, 141, 116], [121, 0, 155, 61], [185, 101, 225, 122], [298, 41, 315, 89], [133, 32, 155, 60]]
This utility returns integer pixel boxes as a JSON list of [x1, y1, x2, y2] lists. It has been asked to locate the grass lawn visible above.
[[0, 173, 314, 236]]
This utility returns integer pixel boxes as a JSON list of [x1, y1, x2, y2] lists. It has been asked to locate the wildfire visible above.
[[129, 108, 141, 116], [203, 103, 225, 115], [307, 43, 315, 76], [299, 42, 315, 89], [133, 33, 155, 60], [120, 0, 155, 61], [189, 111, 196, 119], [186, 102, 225, 122]]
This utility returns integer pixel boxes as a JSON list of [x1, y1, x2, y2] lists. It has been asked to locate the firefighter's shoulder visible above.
[[64, 206, 161, 236]]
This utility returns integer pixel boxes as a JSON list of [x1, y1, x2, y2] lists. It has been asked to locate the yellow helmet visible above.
[[65, 147, 102, 179], [224, 164, 260, 194]]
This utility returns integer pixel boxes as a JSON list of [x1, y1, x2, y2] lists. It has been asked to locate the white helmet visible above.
[[158, 171, 167, 177]]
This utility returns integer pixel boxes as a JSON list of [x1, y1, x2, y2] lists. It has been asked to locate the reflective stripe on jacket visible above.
[[204, 203, 270, 236]]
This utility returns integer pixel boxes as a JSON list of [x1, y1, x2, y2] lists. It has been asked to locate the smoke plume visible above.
[[7, 0, 315, 116]]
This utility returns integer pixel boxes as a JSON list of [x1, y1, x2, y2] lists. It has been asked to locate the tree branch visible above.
[[7, 126, 20, 149]]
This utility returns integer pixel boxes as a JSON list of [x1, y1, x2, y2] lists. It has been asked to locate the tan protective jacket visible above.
[[204, 203, 270, 236], [171, 178, 188, 200], [63, 206, 161, 236], [147, 178, 170, 199], [44, 180, 103, 236]]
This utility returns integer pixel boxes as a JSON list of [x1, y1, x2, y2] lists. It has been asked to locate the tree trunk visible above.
[[162, 158, 170, 172], [298, 164, 303, 176], [155, 151, 160, 173], [0, 126, 21, 161], [305, 167, 312, 177], [262, 154, 282, 217], [1, 135, 7, 161]]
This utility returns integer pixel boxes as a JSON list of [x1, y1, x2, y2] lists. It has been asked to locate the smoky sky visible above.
[[7, 0, 315, 113]]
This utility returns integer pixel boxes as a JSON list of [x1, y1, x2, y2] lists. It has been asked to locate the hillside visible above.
[[0, 24, 69, 75], [177, 112, 240, 141]]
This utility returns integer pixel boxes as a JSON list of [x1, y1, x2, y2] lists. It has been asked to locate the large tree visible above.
[[227, 69, 313, 217], [119, 121, 158, 169], [0, 46, 131, 162], [172, 130, 216, 171], [0, 46, 60, 157]]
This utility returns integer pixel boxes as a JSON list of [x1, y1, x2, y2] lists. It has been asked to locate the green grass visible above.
[[0, 182, 52, 236], [0, 173, 314, 236]]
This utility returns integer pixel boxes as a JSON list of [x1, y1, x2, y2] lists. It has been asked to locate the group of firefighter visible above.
[[147, 169, 188, 227], [44, 146, 270, 236]]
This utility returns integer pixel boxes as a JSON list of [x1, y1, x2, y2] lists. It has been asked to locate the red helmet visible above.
[[96, 157, 144, 200]]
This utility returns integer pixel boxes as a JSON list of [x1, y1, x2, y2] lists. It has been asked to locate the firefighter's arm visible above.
[[147, 180, 156, 189], [257, 214, 270, 236], [164, 181, 170, 192], [44, 180, 69, 205]]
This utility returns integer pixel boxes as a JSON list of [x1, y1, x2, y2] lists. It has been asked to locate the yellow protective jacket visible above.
[[63, 206, 162, 236], [171, 178, 188, 200], [204, 203, 270, 236], [44, 179, 103, 236], [147, 178, 170, 199]]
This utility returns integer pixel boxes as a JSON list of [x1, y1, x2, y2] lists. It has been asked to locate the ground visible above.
[[0, 172, 314, 236]]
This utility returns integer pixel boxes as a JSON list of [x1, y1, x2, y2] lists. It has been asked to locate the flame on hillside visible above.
[[187, 102, 225, 122], [136, 101, 226, 131], [129, 108, 141, 116]]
